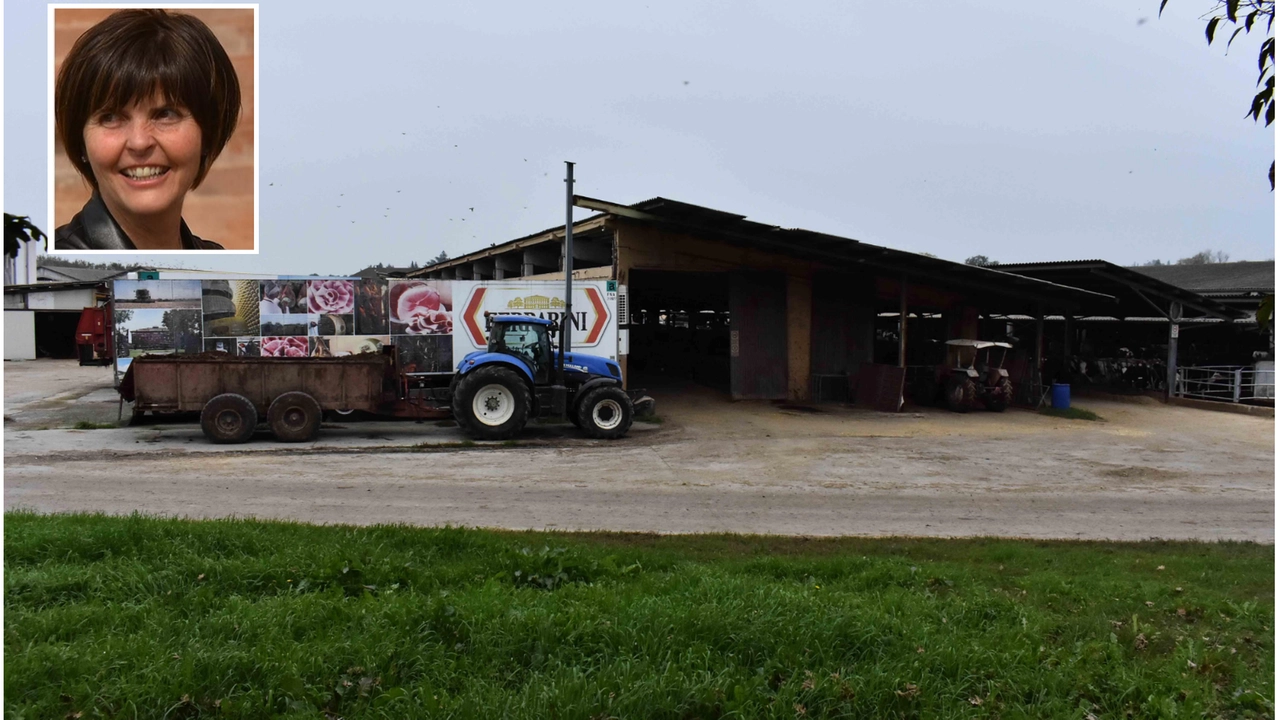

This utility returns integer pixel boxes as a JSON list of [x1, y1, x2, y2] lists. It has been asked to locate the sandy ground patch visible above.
[[4, 359, 1273, 541]]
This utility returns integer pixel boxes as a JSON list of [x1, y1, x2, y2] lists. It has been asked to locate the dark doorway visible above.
[[728, 271, 788, 399], [34, 311, 82, 359], [628, 271, 731, 393]]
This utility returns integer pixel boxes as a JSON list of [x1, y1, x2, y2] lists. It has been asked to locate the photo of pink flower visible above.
[[389, 280, 452, 335], [308, 279, 355, 315], [260, 336, 308, 358]]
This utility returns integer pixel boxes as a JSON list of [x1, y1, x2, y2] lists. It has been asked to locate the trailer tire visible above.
[[268, 391, 323, 442], [578, 385, 633, 439], [201, 393, 258, 444], [985, 379, 1014, 412], [452, 366, 531, 440]]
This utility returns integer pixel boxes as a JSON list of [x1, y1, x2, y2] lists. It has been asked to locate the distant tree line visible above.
[[1140, 249, 1233, 266], [959, 250, 1242, 268], [39, 256, 132, 272]]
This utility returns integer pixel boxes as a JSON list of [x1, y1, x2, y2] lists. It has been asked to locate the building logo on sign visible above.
[[506, 295, 565, 311]]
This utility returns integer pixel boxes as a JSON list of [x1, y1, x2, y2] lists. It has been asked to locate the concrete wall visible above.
[[5, 311, 36, 360]]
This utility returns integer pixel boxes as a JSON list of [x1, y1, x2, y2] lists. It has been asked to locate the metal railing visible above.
[[1174, 364, 1274, 403]]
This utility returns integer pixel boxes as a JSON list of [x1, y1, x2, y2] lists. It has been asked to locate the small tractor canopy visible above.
[[945, 339, 1012, 350]]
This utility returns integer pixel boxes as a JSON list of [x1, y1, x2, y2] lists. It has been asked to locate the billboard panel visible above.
[[453, 281, 617, 361], [112, 277, 616, 378], [113, 276, 423, 375]]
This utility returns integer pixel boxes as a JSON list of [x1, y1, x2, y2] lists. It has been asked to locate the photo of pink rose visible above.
[[308, 279, 355, 315], [389, 280, 452, 335], [260, 336, 308, 358]]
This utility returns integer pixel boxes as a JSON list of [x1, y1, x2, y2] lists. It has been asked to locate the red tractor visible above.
[[917, 339, 1014, 413]]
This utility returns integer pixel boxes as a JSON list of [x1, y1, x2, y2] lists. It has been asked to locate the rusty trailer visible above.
[[119, 351, 452, 443]]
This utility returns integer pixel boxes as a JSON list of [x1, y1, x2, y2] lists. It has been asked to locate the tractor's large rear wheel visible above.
[[944, 376, 976, 414], [452, 366, 531, 440], [577, 385, 634, 439]]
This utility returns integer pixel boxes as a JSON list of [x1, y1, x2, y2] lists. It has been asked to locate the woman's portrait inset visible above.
[[52, 7, 256, 251]]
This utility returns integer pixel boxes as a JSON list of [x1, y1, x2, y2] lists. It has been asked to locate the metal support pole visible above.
[[1233, 367, 1243, 403], [898, 275, 907, 368], [1063, 314, 1075, 378], [1165, 301, 1181, 401], [1034, 307, 1044, 393], [558, 162, 574, 387]]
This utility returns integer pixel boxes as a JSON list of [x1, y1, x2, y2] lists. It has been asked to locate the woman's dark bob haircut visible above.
[[56, 9, 241, 190]]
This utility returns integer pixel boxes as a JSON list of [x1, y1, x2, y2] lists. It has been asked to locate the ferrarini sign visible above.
[[453, 281, 618, 361]]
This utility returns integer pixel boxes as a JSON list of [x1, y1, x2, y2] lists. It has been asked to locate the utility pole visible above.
[[558, 161, 574, 387]]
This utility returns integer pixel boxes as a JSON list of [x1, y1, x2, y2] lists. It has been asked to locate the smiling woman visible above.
[[53, 9, 247, 251]]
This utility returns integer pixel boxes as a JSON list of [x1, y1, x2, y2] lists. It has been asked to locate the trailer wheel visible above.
[[452, 366, 531, 440], [578, 385, 633, 439], [985, 379, 1014, 412], [200, 393, 258, 444], [268, 391, 323, 442]]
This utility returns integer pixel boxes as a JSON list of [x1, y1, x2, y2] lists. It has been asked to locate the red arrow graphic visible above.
[[583, 287, 609, 345], [462, 287, 487, 346]]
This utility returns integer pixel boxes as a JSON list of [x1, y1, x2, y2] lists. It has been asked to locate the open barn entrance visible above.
[[627, 270, 731, 393], [34, 311, 81, 359]]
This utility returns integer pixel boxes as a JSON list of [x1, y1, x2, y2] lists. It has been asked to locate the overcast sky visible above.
[[5, 0, 1275, 276]]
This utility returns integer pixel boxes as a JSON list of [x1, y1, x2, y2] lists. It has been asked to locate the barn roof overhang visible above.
[[993, 260, 1245, 321], [576, 196, 1112, 314], [407, 195, 1117, 314]]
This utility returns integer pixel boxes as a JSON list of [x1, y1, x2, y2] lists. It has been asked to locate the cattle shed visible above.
[[412, 196, 1109, 402], [993, 261, 1259, 393]]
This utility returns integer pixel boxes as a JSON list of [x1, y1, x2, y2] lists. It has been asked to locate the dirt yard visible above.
[[4, 359, 1273, 541]]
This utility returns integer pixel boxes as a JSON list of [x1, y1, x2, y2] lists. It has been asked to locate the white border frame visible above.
[[47, 3, 260, 255]]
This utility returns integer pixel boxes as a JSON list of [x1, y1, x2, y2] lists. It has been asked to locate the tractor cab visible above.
[[946, 339, 1010, 381], [486, 315, 555, 384]]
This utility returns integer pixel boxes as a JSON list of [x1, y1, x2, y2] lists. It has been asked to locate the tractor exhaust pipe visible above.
[[559, 161, 574, 387]]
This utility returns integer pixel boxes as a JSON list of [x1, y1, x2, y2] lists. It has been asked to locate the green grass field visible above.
[[5, 513, 1272, 718]]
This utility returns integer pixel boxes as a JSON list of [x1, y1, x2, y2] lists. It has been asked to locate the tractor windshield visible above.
[[490, 322, 551, 373]]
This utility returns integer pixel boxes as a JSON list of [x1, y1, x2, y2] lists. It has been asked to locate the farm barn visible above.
[[412, 196, 1144, 406]]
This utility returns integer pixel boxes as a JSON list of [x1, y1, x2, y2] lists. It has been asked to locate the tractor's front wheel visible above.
[[985, 379, 1014, 412], [578, 385, 634, 439], [452, 366, 531, 440]]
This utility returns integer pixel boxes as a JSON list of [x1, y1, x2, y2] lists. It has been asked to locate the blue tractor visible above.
[[450, 315, 654, 440]]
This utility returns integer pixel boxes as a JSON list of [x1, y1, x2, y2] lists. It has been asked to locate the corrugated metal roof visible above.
[[1128, 261, 1273, 293], [993, 260, 1244, 320], [412, 196, 1118, 311]]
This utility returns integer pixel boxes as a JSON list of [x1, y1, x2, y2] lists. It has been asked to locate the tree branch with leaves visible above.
[[4, 214, 47, 259], [1163, 0, 1275, 188]]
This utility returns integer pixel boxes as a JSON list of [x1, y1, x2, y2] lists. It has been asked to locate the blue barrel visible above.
[[1051, 383, 1071, 409]]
